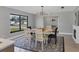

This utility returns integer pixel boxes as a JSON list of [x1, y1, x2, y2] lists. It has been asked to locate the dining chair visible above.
[[24, 28, 32, 48], [35, 28, 48, 51], [48, 27, 58, 44]]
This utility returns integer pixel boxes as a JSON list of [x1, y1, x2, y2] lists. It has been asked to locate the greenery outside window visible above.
[[10, 14, 28, 33]]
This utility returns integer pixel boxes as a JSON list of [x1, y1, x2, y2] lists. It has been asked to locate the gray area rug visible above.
[[15, 36, 64, 52]]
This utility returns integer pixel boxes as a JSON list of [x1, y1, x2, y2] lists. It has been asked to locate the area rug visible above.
[[15, 36, 64, 52]]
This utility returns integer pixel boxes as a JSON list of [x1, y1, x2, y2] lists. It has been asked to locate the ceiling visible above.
[[7, 6, 77, 14]]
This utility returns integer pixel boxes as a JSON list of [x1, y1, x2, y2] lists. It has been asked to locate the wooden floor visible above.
[[64, 35, 79, 52]]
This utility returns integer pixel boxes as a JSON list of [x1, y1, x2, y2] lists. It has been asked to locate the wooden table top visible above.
[[31, 27, 56, 34]]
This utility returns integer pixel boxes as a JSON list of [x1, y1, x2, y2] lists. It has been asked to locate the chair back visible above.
[[24, 28, 32, 38], [55, 27, 58, 36], [35, 29, 44, 41]]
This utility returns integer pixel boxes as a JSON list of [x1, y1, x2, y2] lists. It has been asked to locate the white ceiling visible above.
[[7, 6, 77, 14]]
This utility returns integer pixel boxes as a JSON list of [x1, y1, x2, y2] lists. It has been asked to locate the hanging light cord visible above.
[[41, 6, 44, 15]]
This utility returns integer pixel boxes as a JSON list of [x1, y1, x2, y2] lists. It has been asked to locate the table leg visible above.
[[42, 41, 44, 51]]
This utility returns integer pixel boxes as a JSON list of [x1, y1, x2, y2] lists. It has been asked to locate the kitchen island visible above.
[[0, 38, 14, 52]]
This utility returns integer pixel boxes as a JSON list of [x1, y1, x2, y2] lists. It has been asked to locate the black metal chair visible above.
[[48, 27, 58, 44]]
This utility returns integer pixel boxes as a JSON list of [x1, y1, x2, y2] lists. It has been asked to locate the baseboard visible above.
[[59, 32, 72, 35]]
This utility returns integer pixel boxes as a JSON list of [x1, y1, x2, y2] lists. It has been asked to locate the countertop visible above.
[[0, 38, 14, 51]]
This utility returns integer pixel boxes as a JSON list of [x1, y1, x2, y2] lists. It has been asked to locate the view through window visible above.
[[10, 14, 28, 33]]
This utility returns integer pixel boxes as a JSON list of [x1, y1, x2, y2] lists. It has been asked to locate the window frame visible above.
[[10, 13, 28, 33]]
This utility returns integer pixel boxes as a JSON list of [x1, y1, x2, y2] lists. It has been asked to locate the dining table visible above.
[[30, 27, 57, 40], [30, 27, 56, 41], [26, 27, 57, 50], [31, 27, 56, 34]]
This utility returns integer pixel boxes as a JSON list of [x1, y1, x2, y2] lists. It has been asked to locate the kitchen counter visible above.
[[0, 38, 14, 51]]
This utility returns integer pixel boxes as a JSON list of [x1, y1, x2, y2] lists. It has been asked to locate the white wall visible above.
[[35, 12, 74, 34], [52, 12, 73, 34], [0, 6, 35, 38], [58, 11, 73, 34], [35, 15, 44, 28], [44, 16, 58, 27]]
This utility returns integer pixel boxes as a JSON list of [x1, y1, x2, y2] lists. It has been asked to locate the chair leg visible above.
[[29, 39, 31, 48], [35, 40, 37, 48], [41, 41, 44, 51], [48, 38, 51, 43], [46, 40, 48, 45], [55, 37, 57, 44]]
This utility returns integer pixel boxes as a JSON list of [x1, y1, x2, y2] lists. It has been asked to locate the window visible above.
[[10, 14, 28, 33], [21, 16, 28, 30]]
